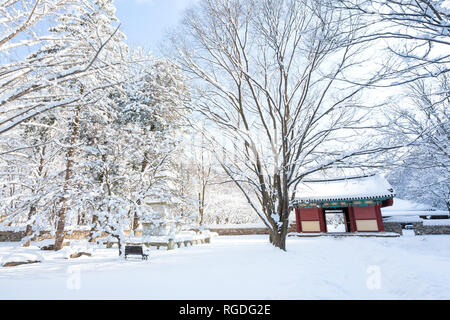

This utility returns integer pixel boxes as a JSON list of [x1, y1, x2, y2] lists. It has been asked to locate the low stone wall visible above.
[[413, 222, 450, 235], [1, 224, 298, 241], [209, 227, 269, 236], [0, 231, 25, 242], [36, 230, 116, 241], [208, 224, 297, 236], [0, 230, 114, 242], [382, 222, 403, 235]]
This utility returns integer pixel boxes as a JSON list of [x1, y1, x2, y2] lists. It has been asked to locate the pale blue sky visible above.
[[114, 0, 192, 52]]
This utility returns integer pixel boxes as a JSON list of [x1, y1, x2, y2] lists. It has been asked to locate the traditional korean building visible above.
[[291, 174, 395, 233]]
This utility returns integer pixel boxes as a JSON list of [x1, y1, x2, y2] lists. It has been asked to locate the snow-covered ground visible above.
[[1, 235, 450, 299]]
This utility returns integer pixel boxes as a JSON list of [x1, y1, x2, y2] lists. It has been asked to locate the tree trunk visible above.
[[54, 106, 81, 251], [198, 190, 205, 226], [268, 188, 290, 251], [132, 210, 139, 231], [24, 146, 46, 247], [269, 222, 289, 251], [116, 235, 123, 257], [88, 214, 98, 243], [54, 207, 67, 250], [23, 206, 36, 247], [131, 152, 150, 232]]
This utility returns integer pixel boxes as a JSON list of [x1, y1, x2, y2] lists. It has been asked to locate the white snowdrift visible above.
[[0, 235, 449, 299], [0, 252, 43, 266]]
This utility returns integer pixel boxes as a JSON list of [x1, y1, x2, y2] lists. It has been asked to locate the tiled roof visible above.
[[294, 174, 395, 203]]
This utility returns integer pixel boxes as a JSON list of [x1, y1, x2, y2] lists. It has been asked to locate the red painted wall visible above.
[[381, 198, 394, 208], [352, 205, 385, 232], [297, 208, 326, 233], [299, 208, 321, 220], [353, 206, 377, 220]]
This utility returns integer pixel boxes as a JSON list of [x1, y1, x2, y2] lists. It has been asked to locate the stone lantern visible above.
[[140, 168, 182, 237], [141, 201, 175, 237]]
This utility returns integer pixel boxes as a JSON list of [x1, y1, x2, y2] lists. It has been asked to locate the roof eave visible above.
[[291, 194, 395, 206]]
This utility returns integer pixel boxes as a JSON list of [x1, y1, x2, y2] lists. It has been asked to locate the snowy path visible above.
[[1, 235, 449, 299]]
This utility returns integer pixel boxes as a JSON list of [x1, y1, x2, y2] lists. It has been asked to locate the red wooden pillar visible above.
[[374, 204, 385, 232], [348, 206, 357, 232], [318, 208, 326, 232], [295, 208, 302, 232]]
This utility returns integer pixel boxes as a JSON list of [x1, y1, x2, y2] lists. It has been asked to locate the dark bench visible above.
[[124, 245, 148, 260]]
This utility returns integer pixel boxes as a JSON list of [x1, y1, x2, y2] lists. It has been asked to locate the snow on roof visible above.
[[294, 174, 395, 202], [382, 216, 424, 223], [381, 198, 449, 217], [382, 210, 450, 217], [382, 198, 434, 212]]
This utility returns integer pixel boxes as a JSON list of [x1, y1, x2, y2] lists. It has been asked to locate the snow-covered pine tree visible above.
[[81, 52, 189, 256], [115, 56, 189, 235], [24, 0, 130, 250]]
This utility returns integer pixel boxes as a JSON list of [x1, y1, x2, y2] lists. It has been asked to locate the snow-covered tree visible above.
[[78, 53, 190, 255], [172, 0, 394, 250], [183, 130, 215, 226], [334, 0, 450, 85], [43, 0, 129, 250], [0, 0, 124, 136], [384, 76, 449, 210], [0, 1, 191, 256], [0, 113, 63, 244], [334, 1, 449, 211]]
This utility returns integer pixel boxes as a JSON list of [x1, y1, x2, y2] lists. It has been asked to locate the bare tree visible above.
[[334, 0, 450, 84], [172, 0, 394, 250], [334, 1, 449, 210], [383, 75, 449, 210], [189, 130, 214, 226], [0, 0, 56, 48]]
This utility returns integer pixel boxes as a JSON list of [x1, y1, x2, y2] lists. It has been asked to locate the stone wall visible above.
[[208, 223, 297, 236], [0, 230, 115, 242], [382, 222, 403, 235], [1, 224, 296, 241], [413, 222, 450, 235], [0, 231, 25, 242], [208, 227, 269, 235]]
